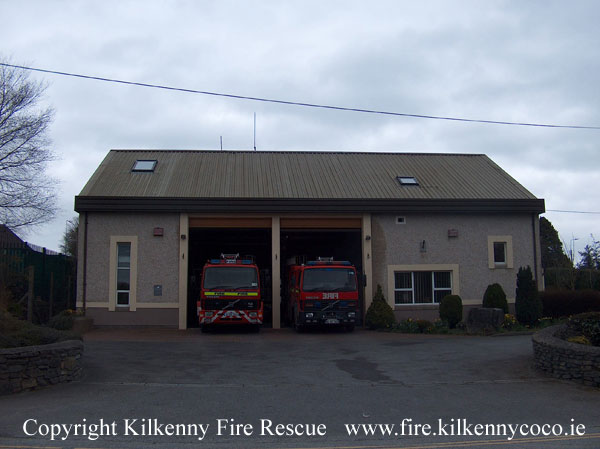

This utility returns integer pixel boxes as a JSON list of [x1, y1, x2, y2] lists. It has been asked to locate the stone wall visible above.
[[533, 325, 600, 387], [0, 340, 83, 395]]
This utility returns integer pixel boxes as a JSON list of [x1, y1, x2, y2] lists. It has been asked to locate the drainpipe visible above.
[[82, 212, 89, 315]]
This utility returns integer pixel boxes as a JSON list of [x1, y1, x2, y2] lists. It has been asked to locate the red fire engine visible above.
[[197, 254, 263, 332], [286, 257, 359, 332]]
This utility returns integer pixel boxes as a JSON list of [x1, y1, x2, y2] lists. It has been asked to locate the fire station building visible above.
[[75, 150, 545, 329]]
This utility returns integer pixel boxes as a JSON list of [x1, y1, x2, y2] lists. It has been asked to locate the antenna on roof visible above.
[[253, 112, 257, 151], [220, 136, 223, 151]]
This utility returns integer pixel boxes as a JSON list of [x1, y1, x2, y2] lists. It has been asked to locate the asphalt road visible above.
[[0, 327, 599, 449]]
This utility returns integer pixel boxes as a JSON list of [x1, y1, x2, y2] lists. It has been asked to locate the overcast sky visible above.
[[1, 0, 599, 260]]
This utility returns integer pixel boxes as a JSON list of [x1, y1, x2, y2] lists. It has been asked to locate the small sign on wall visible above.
[[154, 285, 163, 296], [153, 227, 164, 236]]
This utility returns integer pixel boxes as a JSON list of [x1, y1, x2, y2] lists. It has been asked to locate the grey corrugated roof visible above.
[[79, 150, 538, 201]]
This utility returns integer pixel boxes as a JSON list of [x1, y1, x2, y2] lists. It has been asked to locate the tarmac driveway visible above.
[[1, 328, 599, 449]]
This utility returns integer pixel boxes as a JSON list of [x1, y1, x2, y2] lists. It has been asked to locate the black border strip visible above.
[[75, 197, 545, 214]]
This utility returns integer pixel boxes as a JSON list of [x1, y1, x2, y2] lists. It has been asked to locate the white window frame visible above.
[[116, 242, 132, 307], [488, 235, 513, 269], [387, 264, 459, 308], [393, 271, 453, 305], [109, 236, 138, 311]]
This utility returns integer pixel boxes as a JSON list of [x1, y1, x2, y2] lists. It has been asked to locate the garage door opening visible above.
[[187, 228, 272, 328], [280, 229, 363, 326]]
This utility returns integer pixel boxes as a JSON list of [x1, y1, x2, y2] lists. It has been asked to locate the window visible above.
[[397, 176, 419, 186], [203, 267, 258, 289], [132, 160, 157, 172], [488, 236, 513, 269], [394, 271, 452, 305], [302, 268, 357, 292], [116, 242, 131, 306], [109, 236, 138, 311], [493, 242, 506, 265]]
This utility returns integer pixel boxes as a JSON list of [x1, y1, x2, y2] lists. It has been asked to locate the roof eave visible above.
[[75, 197, 545, 214]]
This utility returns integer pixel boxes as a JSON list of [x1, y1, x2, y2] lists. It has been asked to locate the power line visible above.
[[546, 209, 600, 215], [2, 62, 600, 130]]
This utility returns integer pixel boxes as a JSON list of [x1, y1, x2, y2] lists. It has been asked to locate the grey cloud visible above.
[[1, 0, 598, 254]]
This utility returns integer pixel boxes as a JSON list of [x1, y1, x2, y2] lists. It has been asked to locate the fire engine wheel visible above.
[[344, 324, 355, 332], [201, 324, 212, 333], [250, 324, 260, 333]]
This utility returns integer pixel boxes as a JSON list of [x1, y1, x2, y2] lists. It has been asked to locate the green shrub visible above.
[[395, 318, 421, 333], [567, 335, 591, 345], [568, 312, 600, 346], [483, 283, 508, 314], [515, 266, 542, 326], [431, 319, 450, 334], [415, 319, 433, 333], [0, 310, 80, 349], [439, 294, 463, 328], [502, 313, 518, 330], [365, 285, 396, 330], [541, 290, 600, 318], [48, 310, 76, 330], [537, 317, 558, 328]]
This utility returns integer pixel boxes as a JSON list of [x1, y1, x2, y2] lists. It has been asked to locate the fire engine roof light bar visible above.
[[221, 253, 240, 259], [210, 253, 256, 264]]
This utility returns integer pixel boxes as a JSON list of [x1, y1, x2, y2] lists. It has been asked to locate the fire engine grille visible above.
[[304, 301, 356, 312], [203, 299, 260, 310]]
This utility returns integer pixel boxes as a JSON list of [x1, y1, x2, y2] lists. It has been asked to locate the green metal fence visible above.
[[0, 242, 76, 323]]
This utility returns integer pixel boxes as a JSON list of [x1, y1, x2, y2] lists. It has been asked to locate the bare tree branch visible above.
[[0, 61, 57, 230]]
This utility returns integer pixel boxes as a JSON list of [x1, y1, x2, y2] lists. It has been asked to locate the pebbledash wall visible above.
[[77, 210, 541, 327], [77, 212, 180, 326], [372, 213, 541, 321]]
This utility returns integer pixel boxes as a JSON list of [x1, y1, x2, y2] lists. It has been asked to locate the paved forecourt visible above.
[[0, 328, 599, 449]]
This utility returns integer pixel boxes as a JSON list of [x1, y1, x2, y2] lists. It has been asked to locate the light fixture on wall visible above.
[[365, 235, 371, 241], [181, 234, 186, 240], [420, 240, 427, 252]]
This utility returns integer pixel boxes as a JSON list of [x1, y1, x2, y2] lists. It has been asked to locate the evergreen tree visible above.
[[539, 217, 571, 269]]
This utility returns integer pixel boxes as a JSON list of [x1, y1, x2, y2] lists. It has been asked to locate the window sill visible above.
[[394, 304, 439, 310]]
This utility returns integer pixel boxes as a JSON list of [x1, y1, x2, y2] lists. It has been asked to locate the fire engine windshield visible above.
[[302, 268, 357, 292], [203, 267, 258, 290]]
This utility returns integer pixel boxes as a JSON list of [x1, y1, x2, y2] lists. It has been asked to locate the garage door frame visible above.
[[178, 213, 373, 329]]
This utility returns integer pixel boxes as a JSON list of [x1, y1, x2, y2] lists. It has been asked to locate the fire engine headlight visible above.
[[205, 312, 214, 317], [305, 312, 314, 318], [347, 312, 356, 318], [249, 312, 257, 317]]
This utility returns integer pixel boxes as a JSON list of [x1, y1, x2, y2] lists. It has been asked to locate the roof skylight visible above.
[[132, 160, 157, 172], [397, 176, 419, 186]]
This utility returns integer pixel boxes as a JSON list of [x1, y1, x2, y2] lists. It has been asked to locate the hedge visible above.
[[541, 290, 600, 318]]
